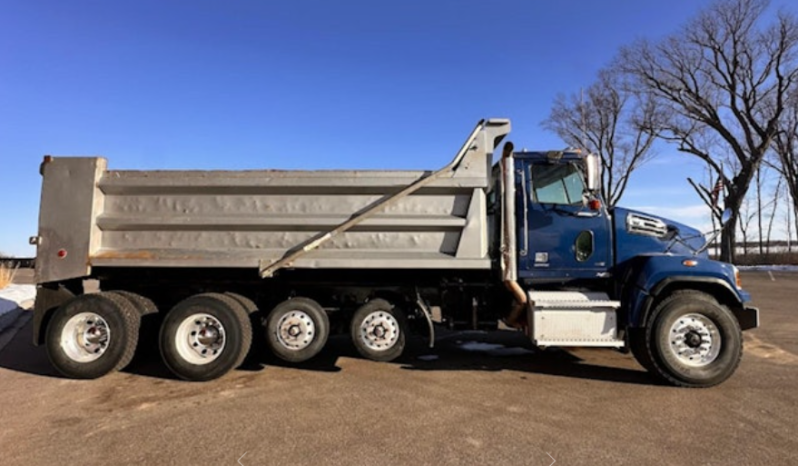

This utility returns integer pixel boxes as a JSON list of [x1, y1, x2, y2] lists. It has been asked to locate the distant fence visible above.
[[707, 242, 798, 265], [0, 258, 35, 269]]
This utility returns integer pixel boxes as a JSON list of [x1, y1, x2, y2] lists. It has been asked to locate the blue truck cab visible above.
[[503, 147, 758, 387]]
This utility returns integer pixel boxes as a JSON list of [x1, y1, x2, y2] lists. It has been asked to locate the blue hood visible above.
[[612, 207, 707, 266]]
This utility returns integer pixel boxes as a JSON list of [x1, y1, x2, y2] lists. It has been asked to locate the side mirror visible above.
[[720, 208, 732, 226], [586, 153, 601, 192]]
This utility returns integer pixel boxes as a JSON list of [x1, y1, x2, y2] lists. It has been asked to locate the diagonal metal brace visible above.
[[259, 119, 488, 278]]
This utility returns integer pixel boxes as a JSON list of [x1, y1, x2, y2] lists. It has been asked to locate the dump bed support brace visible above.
[[259, 119, 494, 278]]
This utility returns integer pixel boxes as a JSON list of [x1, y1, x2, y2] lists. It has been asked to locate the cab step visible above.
[[528, 291, 624, 348]]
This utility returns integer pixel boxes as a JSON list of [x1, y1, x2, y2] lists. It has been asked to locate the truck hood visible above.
[[612, 207, 708, 266]]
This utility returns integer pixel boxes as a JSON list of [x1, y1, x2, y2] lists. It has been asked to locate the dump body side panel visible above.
[[35, 121, 510, 283], [92, 170, 489, 270]]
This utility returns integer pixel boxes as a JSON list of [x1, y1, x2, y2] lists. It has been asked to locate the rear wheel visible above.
[[159, 293, 252, 381], [350, 299, 407, 362], [45, 292, 140, 379], [265, 298, 329, 363], [645, 291, 742, 388]]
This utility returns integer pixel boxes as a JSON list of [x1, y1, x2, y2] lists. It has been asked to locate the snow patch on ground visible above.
[[486, 346, 535, 357], [417, 355, 439, 361], [0, 284, 36, 317], [457, 341, 534, 357], [459, 341, 505, 352], [738, 265, 798, 272]]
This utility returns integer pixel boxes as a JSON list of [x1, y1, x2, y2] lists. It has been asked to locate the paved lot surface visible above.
[[0, 271, 796, 465]]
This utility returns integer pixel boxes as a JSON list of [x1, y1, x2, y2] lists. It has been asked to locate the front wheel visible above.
[[646, 291, 742, 388]]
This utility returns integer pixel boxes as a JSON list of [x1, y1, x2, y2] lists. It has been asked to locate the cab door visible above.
[[517, 159, 612, 281]]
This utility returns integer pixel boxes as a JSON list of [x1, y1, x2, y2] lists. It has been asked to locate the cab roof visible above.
[[512, 150, 587, 162]]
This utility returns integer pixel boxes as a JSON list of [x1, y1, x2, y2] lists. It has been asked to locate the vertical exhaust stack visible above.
[[499, 142, 528, 328]]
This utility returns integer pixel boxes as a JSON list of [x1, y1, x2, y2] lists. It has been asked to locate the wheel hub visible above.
[[359, 312, 399, 351], [197, 326, 220, 346], [175, 313, 226, 365], [276, 311, 315, 350], [61, 312, 110, 362], [684, 331, 702, 348], [668, 313, 721, 367]]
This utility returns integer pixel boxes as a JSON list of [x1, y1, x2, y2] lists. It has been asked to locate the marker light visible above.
[[682, 259, 698, 267]]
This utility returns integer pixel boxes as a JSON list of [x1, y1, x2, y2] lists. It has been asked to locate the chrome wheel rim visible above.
[[175, 313, 226, 365], [668, 313, 721, 367], [276, 311, 316, 350], [60, 312, 110, 363], [359, 311, 399, 351]]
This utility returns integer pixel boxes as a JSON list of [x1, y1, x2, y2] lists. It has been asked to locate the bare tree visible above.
[[772, 88, 798, 217], [756, 165, 764, 255], [619, 0, 798, 262], [765, 173, 784, 254], [786, 190, 795, 252], [739, 196, 757, 255], [542, 68, 661, 207], [686, 160, 729, 256]]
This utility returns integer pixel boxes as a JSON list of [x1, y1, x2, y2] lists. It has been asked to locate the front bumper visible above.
[[736, 306, 759, 331]]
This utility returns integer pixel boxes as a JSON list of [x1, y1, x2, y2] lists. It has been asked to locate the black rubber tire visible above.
[[350, 299, 407, 362], [45, 292, 140, 379], [265, 298, 329, 363], [644, 290, 743, 388], [109, 290, 158, 315], [159, 293, 252, 381], [225, 292, 259, 315], [225, 292, 266, 367], [629, 327, 657, 373], [224, 291, 263, 368], [109, 290, 162, 359]]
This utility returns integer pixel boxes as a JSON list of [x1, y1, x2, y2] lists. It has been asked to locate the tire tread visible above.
[[103, 292, 142, 373]]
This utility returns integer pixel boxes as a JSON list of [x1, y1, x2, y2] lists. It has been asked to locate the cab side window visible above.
[[530, 164, 585, 206]]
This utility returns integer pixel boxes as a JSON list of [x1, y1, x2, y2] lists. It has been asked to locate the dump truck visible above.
[[30, 119, 758, 386]]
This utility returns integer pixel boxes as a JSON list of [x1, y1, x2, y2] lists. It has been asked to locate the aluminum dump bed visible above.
[[34, 119, 510, 283]]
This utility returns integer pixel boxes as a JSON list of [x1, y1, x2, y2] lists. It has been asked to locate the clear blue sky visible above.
[[0, 0, 793, 256]]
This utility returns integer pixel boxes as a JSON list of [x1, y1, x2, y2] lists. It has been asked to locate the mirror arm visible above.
[[694, 228, 723, 256]]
